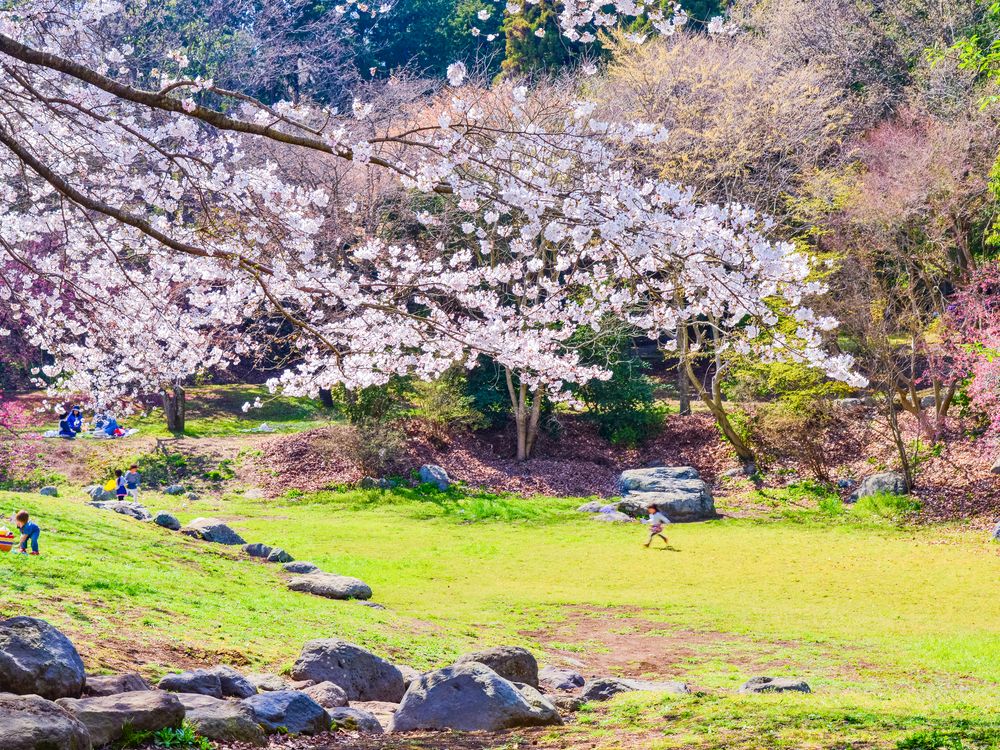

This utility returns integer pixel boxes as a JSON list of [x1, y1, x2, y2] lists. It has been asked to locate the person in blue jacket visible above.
[[14, 510, 40, 555], [57, 412, 76, 439], [67, 407, 83, 434]]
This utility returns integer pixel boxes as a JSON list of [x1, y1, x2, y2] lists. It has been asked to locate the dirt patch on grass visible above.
[[79, 634, 252, 676], [522, 605, 870, 687]]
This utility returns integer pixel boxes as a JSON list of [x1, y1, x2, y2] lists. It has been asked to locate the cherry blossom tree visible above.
[[0, 0, 859, 458]]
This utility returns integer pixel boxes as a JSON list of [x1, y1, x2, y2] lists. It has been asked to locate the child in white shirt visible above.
[[644, 504, 670, 548]]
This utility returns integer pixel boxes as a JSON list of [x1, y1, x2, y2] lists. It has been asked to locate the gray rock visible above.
[[180, 518, 245, 545], [176, 693, 266, 746], [0, 693, 92, 750], [549, 694, 584, 713], [287, 573, 372, 600], [84, 673, 150, 697], [56, 691, 184, 747], [618, 466, 700, 492], [599, 503, 620, 513], [86, 485, 116, 502], [328, 706, 385, 734], [418, 464, 450, 491], [513, 682, 560, 716], [389, 663, 561, 732], [243, 690, 329, 735], [591, 511, 634, 523], [992, 521, 1000, 542], [739, 676, 812, 694], [266, 548, 294, 564], [848, 472, 907, 502], [283, 561, 319, 574], [836, 478, 855, 489], [919, 395, 937, 409], [538, 666, 585, 691], [164, 484, 185, 495], [300, 681, 348, 709], [186, 492, 199, 501], [0, 617, 87, 700], [454, 646, 538, 687], [157, 670, 223, 699], [359, 601, 386, 610], [207, 666, 257, 698], [243, 542, 273, 558], [246, 673, 290, 692], [89, 501, 151, 521], [291, 639, 404, 702], [398, 666, 421, 692], [39, 486, 58, 497], [580, 677, 689, 702], [991, 457, 1000, 475], [576, 501, 604, 513], [153, 512, 181, 531], [359, 477, 380, 490], [243, 488, 266, 499]]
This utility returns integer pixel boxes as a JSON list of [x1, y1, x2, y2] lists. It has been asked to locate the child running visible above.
[[14, 510, 40, 555], [643, 504, 670, 549]]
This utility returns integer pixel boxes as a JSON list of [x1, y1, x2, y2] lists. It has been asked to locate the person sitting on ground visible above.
[[67, 407, 83, 434], [57, 412, 76, 439], [114, 469, 128, 501], [124, 464, 141, 498], [102, 416, 123, 437], [14, 510, 40, 555], [643, 504, 671, 549]]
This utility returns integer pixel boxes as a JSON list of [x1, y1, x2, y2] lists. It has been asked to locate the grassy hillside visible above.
[[2, 485, 998, 748]]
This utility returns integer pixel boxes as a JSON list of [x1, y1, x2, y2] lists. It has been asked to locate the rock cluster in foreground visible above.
[[0, 615, 813, 748]]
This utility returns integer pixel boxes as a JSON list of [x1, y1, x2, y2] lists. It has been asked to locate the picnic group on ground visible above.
[[54, 406, 131, 439], [1, 465, 141, 557]]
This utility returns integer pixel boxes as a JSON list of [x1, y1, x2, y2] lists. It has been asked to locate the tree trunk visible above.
[[318, 388, 334, 409], [677, 323, 691, 416], [505, 368, 541, 461], [162, 383, 185, 433], [683, 357, 755, 465], [884, 386, 913, 492]]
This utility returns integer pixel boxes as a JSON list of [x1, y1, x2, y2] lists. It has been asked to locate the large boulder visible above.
[[0, 617, 87, 700], [287, 573, 372, 600], [300, 681, 348, 709], [243, 690, 329, 735], [153, 512, 181, 531], [580, 677, 689, 702], [157, 670, 223, 698], [739, 676, 811, 694], [180, 518, 245, 545], [84, 673, 150, 697], [389, 663, 561, 732], [176, 693, 267, 746], [56, 691, 184, 747], [242, 543, 273, 559], [328, 706, 385, 734], [619, 466, 701, 491], [617, 467, 715, 522], [86, 485, 116, 502], [266, 548, 294, 564], [283, 561, 319, 574], [207, 665, 257, 698], [453, 646, 539, 687], [849, 472, 907, 503], [0, 693, 92, 750], [539, 666, 585, 692], [291, 639, 404, 702], [418, 464, 450, 491]]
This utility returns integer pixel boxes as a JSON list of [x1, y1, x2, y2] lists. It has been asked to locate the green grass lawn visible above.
[[1, 486, 997, 749]]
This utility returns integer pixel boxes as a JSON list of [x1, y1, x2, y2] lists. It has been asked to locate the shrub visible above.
[[345, 420, 407, 476], [751, 400, 861, 482], [464, 356, 514, 428], [411, 369, 486, 442], [577, 356, 665, 447], [337, 376, 413, 425]]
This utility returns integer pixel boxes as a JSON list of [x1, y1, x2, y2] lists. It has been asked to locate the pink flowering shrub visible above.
[[948, 262, 1000, 436], [0, 396, 36, 486]]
